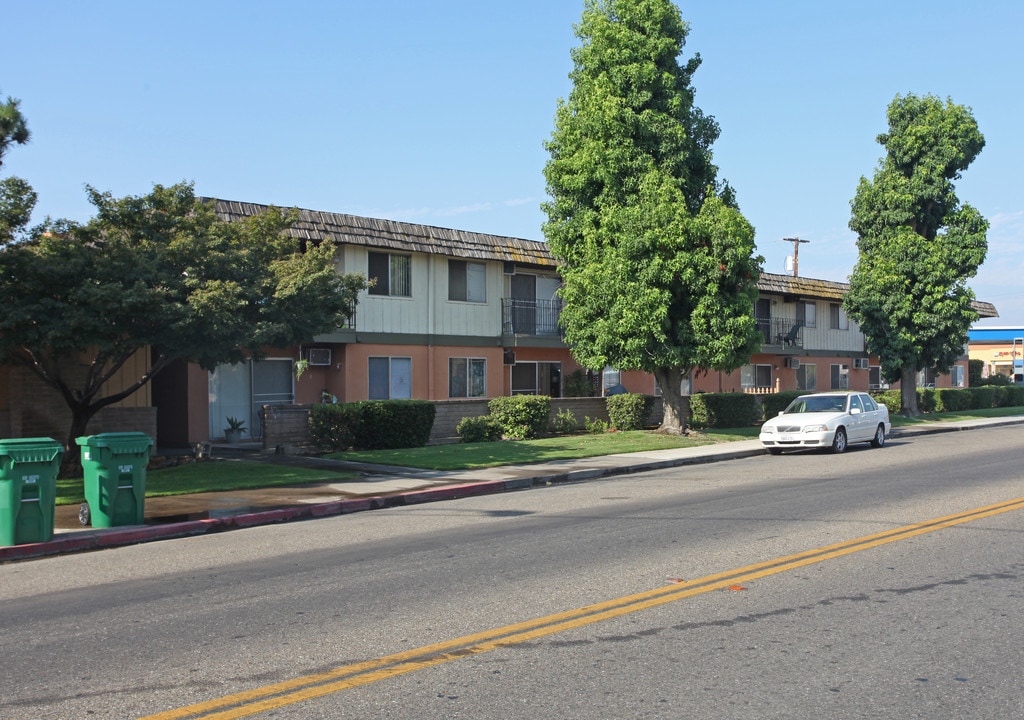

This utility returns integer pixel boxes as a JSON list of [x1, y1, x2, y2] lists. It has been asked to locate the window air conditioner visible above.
[[853, 358, 869, 370], [785, 357, 800, 369], [307, 348, 332, 366]]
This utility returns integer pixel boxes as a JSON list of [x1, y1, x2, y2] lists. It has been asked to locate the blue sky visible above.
[[5, 1, 1023, 325]]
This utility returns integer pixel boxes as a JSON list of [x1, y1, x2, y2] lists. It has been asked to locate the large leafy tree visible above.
[[0, 182, 368, 448], [844, 94, 987, 416], [543, 0, 762, 433]]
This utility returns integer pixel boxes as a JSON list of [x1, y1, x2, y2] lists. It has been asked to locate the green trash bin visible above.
[[76, 432, 153, 528], [0, 437, 64, 546]]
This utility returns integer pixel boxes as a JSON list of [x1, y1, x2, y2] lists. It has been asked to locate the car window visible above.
[[849, 395, 863, 413], [862, 395, 878, 411]]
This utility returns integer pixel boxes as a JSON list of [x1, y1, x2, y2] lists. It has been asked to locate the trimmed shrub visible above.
[[762, 391, 810, 421], [606, 393, 654, 431], [488, 395, 551, 439], [309, 400, 435, 451], [933, 388, 967, 413], [456, 415, 503, 443], [1005, 384, 1024, 406], [564, 369, 595, 397], [308, 403, 360, 451], [550, 408, 579, 435], [349, 400, 435, 450], [873, 390, 901, 415], [584, 416, 609, 434], [689, 393, 759, 429], [917, 388, 935, 413]]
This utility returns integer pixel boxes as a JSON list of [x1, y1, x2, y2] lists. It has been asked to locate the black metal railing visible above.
[[755, 318, 803, 348], [502, 298, 563, 336]]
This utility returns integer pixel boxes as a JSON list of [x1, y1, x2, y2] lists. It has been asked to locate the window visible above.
[[797, 302, 816, 329], [368, 357, 411, 399], [796, 363, 817, 391], [952, 365, 965, 388], [368, 252, 411, 297], [602, 366, 621, 394], [512, 361, 562, 397], [830, 363, 850, 390], [741, 364, 773, 389], [829, 303, 849, 330], [448, 260, 486, 303], [869, 366, 883, 390], [449, 358, 486, 398]]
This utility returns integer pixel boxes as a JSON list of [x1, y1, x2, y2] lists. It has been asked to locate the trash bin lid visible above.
[[75, 432, 153, 452], [0, 437, 63, 464]]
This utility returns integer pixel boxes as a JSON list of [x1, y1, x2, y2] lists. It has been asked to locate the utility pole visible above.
[[782, 237, 809, 277]]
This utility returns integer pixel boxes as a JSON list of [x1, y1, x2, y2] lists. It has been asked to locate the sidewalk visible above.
[[3, 416, 1022, 563]]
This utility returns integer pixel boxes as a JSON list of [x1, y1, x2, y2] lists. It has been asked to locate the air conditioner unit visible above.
[[853, 357, 869, 370], [307, 348, 332, 366], [785, 357, 800, 369], [503, 261, 516, 275]]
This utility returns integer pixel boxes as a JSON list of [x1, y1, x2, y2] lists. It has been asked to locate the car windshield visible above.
[[785, 395, 847, 413]]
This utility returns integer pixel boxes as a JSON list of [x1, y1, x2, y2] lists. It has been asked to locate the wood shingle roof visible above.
[[206, 198, 558, 269], [206, 198, 998, 319]]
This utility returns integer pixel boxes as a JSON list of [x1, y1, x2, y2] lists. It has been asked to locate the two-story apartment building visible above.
[[5, 199, 984, 447]]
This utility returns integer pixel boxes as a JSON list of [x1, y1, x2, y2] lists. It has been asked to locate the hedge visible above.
[[308, 400, 435, 451], [488, 395, 551, 439], [606, 393, 655, 431], [688, 393, 760, 429]]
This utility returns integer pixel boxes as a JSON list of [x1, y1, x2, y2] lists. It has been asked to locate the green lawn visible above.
[[52, 405, 1024, 503], [56, 461, 352, 506], [332, 429, 753, 471]]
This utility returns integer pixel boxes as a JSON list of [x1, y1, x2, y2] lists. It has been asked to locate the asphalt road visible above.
[[2, 426, 1022, 719]]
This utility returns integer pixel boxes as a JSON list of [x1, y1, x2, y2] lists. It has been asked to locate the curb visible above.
[[3, 418, 1021, 563]]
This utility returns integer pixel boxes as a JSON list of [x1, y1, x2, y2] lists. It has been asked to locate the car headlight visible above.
[[803, 424, 830, 433], [761, 425, 776, 434]]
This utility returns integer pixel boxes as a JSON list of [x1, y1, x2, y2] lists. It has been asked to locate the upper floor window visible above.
[[448, 260, 486, 303], [830, 303, 849, 330], [368, 252, 411, 297], [797, 301, 816, 329]]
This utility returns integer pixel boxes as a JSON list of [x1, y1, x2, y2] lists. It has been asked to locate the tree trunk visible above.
[[653, 367, 688, 434], [900, 367, 921, 417], [60, 404, 101, 478]]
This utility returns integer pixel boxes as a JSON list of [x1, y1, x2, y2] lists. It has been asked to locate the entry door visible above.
[[510, 274, 536, 334]]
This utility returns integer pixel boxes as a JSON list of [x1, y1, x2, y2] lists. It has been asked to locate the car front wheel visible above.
[[870, 424, 886, 448], [831, 427, 848, 454]]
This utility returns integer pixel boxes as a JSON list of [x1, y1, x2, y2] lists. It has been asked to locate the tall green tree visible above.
[[543, 0, 762, 433], [0, 93, 36, 244], [0, 182, 368, 448], [0, 93, 30, 165], [844, 94, 987, 416]]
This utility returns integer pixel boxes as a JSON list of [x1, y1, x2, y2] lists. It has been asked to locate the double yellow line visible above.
[[142, 496, 1024, 720]]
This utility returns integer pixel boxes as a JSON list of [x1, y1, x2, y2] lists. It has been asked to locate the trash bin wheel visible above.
[[78, 502, 91, 526]]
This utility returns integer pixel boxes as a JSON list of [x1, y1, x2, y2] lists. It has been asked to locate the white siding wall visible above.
[[433, 256, 503, 337], [800, 300, 866, 353], [344, 247, 504, 337]]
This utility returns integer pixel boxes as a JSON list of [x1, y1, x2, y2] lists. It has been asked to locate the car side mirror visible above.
[[778, 410, 785, 416]]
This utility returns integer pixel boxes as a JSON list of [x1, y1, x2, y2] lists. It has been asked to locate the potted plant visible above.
[[224, 416, 247, 443]]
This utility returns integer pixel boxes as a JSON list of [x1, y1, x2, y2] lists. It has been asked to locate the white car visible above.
[[759, 391, 891, 455]]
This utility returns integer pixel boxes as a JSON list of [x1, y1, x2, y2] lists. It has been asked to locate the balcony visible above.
[[756, 318, 803, 350], [502, 298, 563, 337]]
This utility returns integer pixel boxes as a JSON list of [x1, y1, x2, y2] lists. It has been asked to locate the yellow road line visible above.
[[141, 496, 1024, 720]]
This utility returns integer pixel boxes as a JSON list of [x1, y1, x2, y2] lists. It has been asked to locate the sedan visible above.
[[759, 391, 891, 455]]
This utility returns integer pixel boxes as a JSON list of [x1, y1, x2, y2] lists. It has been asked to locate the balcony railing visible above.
[[502, 298, 563, 337], [756, 318, 803, 348]]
